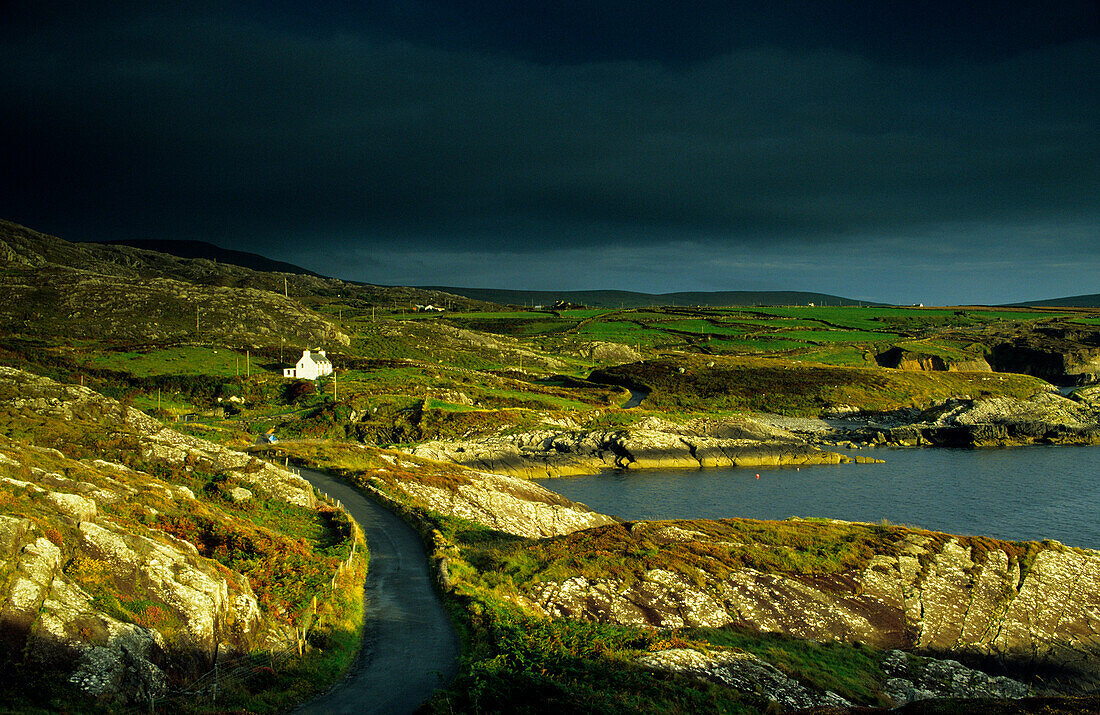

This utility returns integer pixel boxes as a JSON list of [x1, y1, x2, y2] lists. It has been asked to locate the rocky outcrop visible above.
[[845, 392, 1100, 447], [988, 330, 1100, 386], [1074, 384, 1100, 408], [522, 523, 1100, 689], [577, 341, 643, 365], [350, 451, 618, 538], [0, 471, 266, 704], [0, 366, 317, 506], [638, 647, 1030, 710], [393, 469, 618, 538], [409, 418, 879, 478], [0, 367, 345, 705], [876, 346, 992, 373], [637, 648, 851, 710], [880, 649, 1029, 705]]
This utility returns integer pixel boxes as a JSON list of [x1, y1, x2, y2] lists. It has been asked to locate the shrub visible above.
[[284, 380, 316, 405]]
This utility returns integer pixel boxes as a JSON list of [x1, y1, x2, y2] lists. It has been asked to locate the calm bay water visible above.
[[536, 445, 1100, 549]]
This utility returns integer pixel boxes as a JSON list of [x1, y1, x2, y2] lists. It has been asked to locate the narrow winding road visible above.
[[294, 467, 460, 715]]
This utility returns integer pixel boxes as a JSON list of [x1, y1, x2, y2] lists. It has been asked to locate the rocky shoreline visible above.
[[409, 424, 882, 479], [405, 386, 1100, 480], [774, 386, 1100, 450], [517, 522, 1100, 692]]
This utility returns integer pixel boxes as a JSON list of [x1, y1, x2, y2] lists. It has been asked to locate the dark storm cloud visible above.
[[1, 2, 1098, 301]]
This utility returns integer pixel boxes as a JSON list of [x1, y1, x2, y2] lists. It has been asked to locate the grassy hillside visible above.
[[1010, 293, 1100, 308], [592, 354, 1049, 416], [417, 286, 878, 308], [101, 238, 326, 276], [4, 218, 1100, 711], [0, 219, 497, 342], [0, 368, 367, 711]]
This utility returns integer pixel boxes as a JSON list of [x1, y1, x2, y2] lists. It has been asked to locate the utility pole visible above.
[[333, 369, 337, 401], [246, 350, 250, 378], [195, 306, 200, 335], [284, 276, 288, 298]]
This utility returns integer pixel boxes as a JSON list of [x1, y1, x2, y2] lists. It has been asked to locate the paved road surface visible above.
[[294, 467, 460, 714]]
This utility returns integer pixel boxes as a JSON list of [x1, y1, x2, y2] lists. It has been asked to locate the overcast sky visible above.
[[2, 1, 1098, 304]]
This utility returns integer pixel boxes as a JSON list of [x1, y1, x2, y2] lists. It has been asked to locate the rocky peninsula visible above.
[[408, 415, 883, 478]]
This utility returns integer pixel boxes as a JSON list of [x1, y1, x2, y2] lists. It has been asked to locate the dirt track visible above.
[[294, 468, 459, 714]]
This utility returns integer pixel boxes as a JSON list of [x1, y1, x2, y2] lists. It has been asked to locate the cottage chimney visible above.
[[319, 350, 326, 357], [303, 350, 311, 358]]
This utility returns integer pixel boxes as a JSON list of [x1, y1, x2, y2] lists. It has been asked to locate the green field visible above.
[[6, 295, 1095, 447], [83, 346, 267, 377]]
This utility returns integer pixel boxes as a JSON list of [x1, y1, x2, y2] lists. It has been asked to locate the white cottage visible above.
[[283, 349, 333, 380]]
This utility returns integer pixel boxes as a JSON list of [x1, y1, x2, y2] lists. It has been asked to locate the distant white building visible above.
[[283, 349, 333, 380]]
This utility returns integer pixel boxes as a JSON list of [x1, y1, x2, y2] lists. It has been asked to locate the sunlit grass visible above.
[[82, 346, 266, 377]]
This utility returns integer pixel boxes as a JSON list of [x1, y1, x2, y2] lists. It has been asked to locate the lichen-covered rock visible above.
[[409, 424, 862, 478], [76, 520, 260, 652], [0, 514, 33, 553], [0, 366, 316, 507], [228, 486, 253, 502], [0, 367, 325, 707], [137, 426, 315, 507], [844, 392, 1100, 447], [44, 491, 97, 522], [395, 470, 617, 538], [576, 341, 643, 365], [68, 625, 167, 705], [524, 526, 1100, 687], [881, 649, 1029, 705], [638, 648, 851, 710], [876, 346, 993, 373]]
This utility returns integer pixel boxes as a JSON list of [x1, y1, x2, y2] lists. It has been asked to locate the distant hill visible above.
[[1008, 294, 1100, 308], [101, 239, 323, 277], [416, 287, 882, 308], [0, 219, 496, 346]]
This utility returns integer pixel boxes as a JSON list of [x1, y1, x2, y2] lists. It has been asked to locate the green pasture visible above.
[[573, 321, 670, 346], [557, 309, 622, 319], [657, 319, 744, 336], [82, 346, 265, 377], [793, 345, 873, 366], [749, 306, 1068, 331], [706, 337, 810, 353], [890, 339, 986, 361], [779, 329, 899, 343]]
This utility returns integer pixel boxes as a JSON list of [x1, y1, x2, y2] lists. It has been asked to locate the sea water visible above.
[[536, 445, 1100, 549]]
